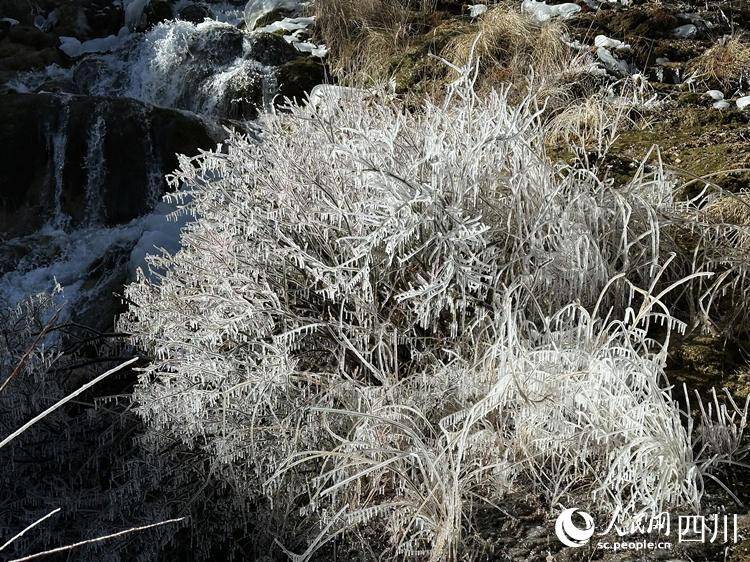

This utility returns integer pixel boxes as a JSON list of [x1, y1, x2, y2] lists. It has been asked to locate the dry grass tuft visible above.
[[444, 7, 569, 85], [314, 0, 584, 102], [314, 0, 436, 78], [704, 193, 750, 230], [688, 35, 750, 89]]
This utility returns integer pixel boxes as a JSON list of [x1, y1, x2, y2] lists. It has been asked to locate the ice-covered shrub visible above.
[[272, 288, 702, 558], [121, 67, 745, 557]]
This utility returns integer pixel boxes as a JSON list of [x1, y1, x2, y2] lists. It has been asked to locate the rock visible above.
[[245, 32, 299, 66], [177, 3, 212, 24], [245, 0, 300, 30], [76, 240, 134, 329], [211, 69, 265, 120], [141, 0, 173, 31], [596, 46, 630, 76], [713, 100, 730, 110], [84, 0, 124, 38], [705, 89, 724, 100], [737, 96, 750, 110], [53, 4, 90, 38], [0, 93, 219, 239], [253, 8, 297, 29], [0, 0, 34, 26], [0, 24, 62, 72], [0, 20, 12, 39], [7, 25, 57, 49], [188, 23, 244, 66], [0, 43, 60, 71], [275, 56, 326, 106]]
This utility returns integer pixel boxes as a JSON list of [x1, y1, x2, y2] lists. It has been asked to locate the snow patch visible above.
[[468, 4, 488, 18], [594, 35, 630, 51], [673, 24, 697, 39], [521, 0, 580, 23], [244, 0, 300, 30], [59, 27, 132, 58]]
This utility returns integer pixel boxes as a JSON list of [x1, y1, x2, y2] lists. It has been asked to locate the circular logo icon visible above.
[[555, 508, 595, 548]]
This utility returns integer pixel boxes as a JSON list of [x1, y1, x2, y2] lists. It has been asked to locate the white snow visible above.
[[468, 4, 488, 18], [256, 16, 314, 33], [258, 16, 327, 57], [244, 0, 300, 30], [308, 84, 373, 111], [712, 100, 730, 110], [673, 24, 697, 38], [594, 35, 630, 51], [289, 40, 328, 58], [59, 27, 131, 58], [705, 89, 724, 100], [737, 96, 750, 111], [521, 0, 581, 23]]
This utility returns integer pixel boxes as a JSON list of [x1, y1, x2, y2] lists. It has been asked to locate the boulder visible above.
[[188, 23, 244, 66], [0, 43, 60, 71], [140, 0, 173, 31], [0, 93, 219, 238], [0, 0, 35, 26], [84, 0, 125, 38], [245, 32, 299, 67], [276, 56, 327, 106], [0, 24, 62, 72], [7, 25, 57, 49], [253, 8, 297, 29], [177, 3, 212, 24]]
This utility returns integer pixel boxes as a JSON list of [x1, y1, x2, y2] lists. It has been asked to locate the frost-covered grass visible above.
[[120, 66, 750, 558]]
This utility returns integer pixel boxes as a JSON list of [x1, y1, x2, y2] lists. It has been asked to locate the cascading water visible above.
[[142, 121, 165, 211], [83, 113, 107, 227], [1, 1, 324, 326], [48, 97, 71, 230], [72, 19, 288, 119]]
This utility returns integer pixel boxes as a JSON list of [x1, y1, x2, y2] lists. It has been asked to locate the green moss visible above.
[[254, 8, 296, 30], [383, 20, 470, 94], [609, 106, 750, 191]]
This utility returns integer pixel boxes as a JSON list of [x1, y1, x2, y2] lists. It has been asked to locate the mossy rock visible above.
[[384, 19, 469, 95], [245, 32, 299, 67], [276, 56, 326, 105], [253, 8, 297, 30]]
